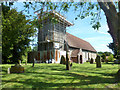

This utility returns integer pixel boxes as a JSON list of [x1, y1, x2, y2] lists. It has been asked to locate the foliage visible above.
[[32, 45, 38, 51], [102, 53, 106, 60], [104, 52, 112, 56], [98, 52, 112, 62], [22, 46, 32, 63], [98, 52, 112, 56], [107, 54, 114, 62], [2, 5, 36, 64], [108, 42, 118, 58], [1, 63, 119, 88], [22, 2, 102, 30], [98, 52, 103, 56]]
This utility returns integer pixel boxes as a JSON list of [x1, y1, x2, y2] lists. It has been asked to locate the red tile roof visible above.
[[71, 49, 80, 57], [66, 33, 97, 52]]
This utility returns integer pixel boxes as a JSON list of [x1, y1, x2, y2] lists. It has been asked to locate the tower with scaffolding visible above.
[[28, 10, 73, 63]]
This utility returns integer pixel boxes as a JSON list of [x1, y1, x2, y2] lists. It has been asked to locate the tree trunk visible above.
[[25, 59, 27, 65], [116, 12, 120, 81], [118, 10, 120, 63], [98, 2, 118, 44], [98, 1, 120, 80]]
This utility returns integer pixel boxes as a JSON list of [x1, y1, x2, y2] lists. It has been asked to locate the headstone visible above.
[[90, 58, 94, 64], [96, 55, 101, 68], [8, 68, 10, 74], [32, 58, 36, 67], [10, 64, 24, 73]]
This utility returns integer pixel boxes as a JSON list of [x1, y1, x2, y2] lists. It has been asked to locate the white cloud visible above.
[[97, 31, 109, 35], [84, 36, 113, 52], [96, 24, 110, 35], [84, 36, 112, 42]]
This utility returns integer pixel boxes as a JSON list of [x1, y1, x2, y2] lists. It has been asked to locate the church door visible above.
[[80, 55, 82, 64]]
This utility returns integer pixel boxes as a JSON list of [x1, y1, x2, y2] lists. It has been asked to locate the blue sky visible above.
[[12, 2, 113, 52], [65, 9, 113, 52]]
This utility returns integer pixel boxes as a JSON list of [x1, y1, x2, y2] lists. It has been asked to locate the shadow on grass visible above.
[[2, 71, 117, 88], [2, 63, 120, 88]]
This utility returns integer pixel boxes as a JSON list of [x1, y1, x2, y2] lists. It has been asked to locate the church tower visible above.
[[37, 10, 73, 63]]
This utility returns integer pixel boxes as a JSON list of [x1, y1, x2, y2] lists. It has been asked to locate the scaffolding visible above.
[[29, 10, 73, 63]]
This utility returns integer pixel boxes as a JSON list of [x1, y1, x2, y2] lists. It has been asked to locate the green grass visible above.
[[1, 62, 120, 89]]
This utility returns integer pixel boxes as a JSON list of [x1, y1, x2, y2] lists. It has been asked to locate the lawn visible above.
[[1, 62, 120, 89]]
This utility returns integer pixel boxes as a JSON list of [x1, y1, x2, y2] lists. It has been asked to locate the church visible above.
[[28, 10, 97, 64]]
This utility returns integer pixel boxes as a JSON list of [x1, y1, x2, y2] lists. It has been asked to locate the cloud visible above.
[[84, 36, 112, 42], [97, 24, 109, 35], [84, 36, 113, 52], [97, 31, 109, 35]]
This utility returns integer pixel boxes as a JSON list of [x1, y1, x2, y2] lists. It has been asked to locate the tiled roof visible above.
[[66, 33, 97, 52], [71, 49, 80, 57]]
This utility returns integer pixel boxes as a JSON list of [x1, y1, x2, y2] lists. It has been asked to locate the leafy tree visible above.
[[108, 42, 118, 58], [104, 51, 112, 56], [32, 46, 38, 51], [108, 54, 114, 62], [0, 5, 1, 64], [102, 53, 106, 60], [98, 52, 104, 56], [2, 5, 36, 64]]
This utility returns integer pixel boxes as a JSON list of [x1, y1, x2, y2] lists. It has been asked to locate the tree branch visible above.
[[97, 1, 108, 11], [107, 2, 117, 14], [97, 0, 118, 44]]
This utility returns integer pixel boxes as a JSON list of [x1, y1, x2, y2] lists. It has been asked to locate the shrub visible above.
[[101, 59, 105, 62], [108, 54, 114, 62], [102, 53, 106, 60]]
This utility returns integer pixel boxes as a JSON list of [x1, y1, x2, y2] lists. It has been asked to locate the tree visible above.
[[108, 42, 118, 58], [97, 1, 120, 63], [104, 51, 112, 56], [0, 4, 2, 64], [2, 5, 36, 64], [108, 54, 114, 62], [102, 53, 106, 60]]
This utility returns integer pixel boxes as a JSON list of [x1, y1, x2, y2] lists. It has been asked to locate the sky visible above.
[[11, 2, 113, 53]]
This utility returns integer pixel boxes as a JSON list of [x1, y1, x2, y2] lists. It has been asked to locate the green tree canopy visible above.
[[2, 5, 36, 64]]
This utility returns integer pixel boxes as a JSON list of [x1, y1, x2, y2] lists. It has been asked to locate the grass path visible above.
[[1, 63, 120, 88]]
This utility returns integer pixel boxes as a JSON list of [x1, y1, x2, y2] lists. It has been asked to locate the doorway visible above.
[[80, 55, 82, 64]]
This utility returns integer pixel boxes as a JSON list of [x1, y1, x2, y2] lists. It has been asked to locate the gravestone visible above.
[[8, 68, 10, 74], [60, 55, 66, 64], [96, 55, 101, 68], [10, 64, 24, 73], [90, 58, 94, 64]]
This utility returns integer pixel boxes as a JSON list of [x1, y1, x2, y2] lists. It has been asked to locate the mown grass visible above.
[[1, 62, 120, 89]]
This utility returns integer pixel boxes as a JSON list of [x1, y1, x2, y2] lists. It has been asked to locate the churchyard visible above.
[[1, 62, 120, 89]]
